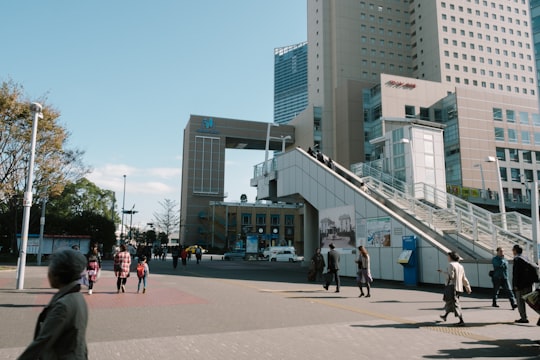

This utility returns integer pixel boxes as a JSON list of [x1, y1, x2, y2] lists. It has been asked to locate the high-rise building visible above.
[[290, 0, 540, 209], [274, 41, 308, 124], [531, 0, 540, 99]]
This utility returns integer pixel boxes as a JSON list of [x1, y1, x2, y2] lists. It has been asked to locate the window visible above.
[[533, 113, 540, 127], [509, 148, 519, 162], [522, 131, 530, 144], [510, 168, 521, 182], [495, 127, 505, 141], [493, 108, 503, 121], [500, 167, 508, 182], [506, 109, 515, 123], [285, 215, 294, 226], [256, 214, 266, 226], [535, 132, 540, 145], [270, 214, 280, 226], [508, 129, 517, 143], [519, 112, 529, 125], [523, 150, 532, 163], [496, 147, 506, 161], [405, 105, 415, 118], [241, 214, 252, 226]]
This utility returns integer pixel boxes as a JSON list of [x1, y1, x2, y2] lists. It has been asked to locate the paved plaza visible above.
[[0, 256, 539, 359]]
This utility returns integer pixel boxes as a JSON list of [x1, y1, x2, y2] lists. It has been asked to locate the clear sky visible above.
[[1, 1, 307, 231]]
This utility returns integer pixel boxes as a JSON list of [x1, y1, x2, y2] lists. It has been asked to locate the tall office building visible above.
[[290, 0, 540, 208], [531, 0, 540, 99], [274, 42, 308, 124]]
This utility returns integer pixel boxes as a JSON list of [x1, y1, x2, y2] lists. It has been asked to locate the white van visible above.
[[262, 246, 295, 259]]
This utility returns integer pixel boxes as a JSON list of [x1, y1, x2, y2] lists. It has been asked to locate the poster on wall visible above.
[[319, 205, 356, 249], [246, 235, 258, 254], [366, 217, 391, 247]]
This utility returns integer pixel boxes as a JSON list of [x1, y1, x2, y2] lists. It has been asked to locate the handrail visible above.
[[351, 162, 534, 258]]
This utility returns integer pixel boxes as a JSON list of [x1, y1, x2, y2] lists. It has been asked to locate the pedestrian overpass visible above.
[[251, 147, 535, 288]]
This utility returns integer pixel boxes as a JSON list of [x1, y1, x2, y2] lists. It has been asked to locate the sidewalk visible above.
[[0, 259, 538, 359]]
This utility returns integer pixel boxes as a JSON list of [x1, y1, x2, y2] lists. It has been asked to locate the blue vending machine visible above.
[[398, 235, 418, 286]]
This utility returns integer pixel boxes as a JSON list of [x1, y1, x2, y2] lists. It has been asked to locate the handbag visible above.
[[488, 270, 494, 277], [443, 284, 455, 301], [523, 289, 540, 315]]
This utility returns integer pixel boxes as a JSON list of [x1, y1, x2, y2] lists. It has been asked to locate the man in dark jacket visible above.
[[323, 243, 340, 293], [491, 247, 517, 309], [512, 245, 535, 323]]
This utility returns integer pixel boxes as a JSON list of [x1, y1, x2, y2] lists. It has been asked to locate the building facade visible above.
[[291, 0, 540, 211], [206, 201, 304, 254], [274, 42, 308, 124]]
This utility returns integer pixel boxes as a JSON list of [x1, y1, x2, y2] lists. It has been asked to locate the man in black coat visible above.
[[323, 243, 340, 293], [512, 244, 536, 323]]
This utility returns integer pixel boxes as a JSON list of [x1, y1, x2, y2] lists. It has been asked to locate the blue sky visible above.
[[1, 1, 307, 229]]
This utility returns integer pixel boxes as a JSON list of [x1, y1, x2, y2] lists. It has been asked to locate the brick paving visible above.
[[0, 257, 538, 359]]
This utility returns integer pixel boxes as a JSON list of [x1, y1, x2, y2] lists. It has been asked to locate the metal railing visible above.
[[351, 162, 534, 258]]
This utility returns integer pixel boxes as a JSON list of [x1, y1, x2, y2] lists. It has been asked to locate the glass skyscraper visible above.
[[273, 41, 308, 124]]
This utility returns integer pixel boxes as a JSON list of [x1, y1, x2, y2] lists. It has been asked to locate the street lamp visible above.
[[120, 175, 126, 244], [473, 163, 486, 199], [123, 204, 138, 241], [264, 122, 279, 175], [486, 156, 506, 230], [16, 102, 43, 290], [280, 135, 292, 153]]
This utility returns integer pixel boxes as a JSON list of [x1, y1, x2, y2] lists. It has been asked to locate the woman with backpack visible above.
[[137, 256, 149, 294], [86, 244, 101, 295]]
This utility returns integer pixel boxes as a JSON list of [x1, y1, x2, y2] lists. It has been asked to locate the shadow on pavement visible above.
[[423, 338, 540, 359]]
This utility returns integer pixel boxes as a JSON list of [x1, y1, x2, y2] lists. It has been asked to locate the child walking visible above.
[[136, 256, 149, 294]]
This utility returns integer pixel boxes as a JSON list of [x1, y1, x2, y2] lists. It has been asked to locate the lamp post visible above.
[[486, 156, 506, 230], [123, 204, 137, 241], [280, 135, 292, 153], [120, 175, 126, 244], [16, 102, 43, 290], [473, 163, 486, 198], [264, 123, 279, 175]]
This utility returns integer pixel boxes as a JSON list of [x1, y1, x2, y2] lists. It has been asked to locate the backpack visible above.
[[522, 259, 539, 285], [137, 263, 146, 278]]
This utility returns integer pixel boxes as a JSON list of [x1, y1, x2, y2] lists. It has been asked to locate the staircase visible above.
[[350, 162, 534, 260]]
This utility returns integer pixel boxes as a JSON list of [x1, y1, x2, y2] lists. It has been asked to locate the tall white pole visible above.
[[120, 175, 126, 244], [495, 157, 507, 230], [532, 181, 539, 261], [264, 123, 278, 175], [37, 197, 47, 266], [16, 103, 43, 290]]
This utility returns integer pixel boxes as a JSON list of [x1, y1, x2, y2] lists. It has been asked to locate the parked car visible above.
[[223, 249, 246, 261], [185, 245, 207, 254], [269, 250, 298, 262]]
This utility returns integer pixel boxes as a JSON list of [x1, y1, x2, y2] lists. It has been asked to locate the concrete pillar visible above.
[[303, 202, 319, 264]]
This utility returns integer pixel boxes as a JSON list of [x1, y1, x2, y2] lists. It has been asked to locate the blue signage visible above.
[[196, 117, 220, 134]]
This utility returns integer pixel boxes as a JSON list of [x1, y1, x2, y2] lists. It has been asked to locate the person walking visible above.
[[356, 245, 373, 297], [114, 244, 132, 293], [195, 246, 203, 264], [491, 247, 517, 309], [438, 251, 472, 326], [512, 244, 538, 324], [86, 244, 101, 295], [18, 248, 88, 359], [311, 248, 325, 281], [180, 246, 188, 268], [171, 246, 180, 269], [323, 243, 340, 293], [136, 256, 149, 294]]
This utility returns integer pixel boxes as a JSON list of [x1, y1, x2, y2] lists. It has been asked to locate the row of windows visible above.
[[443, 49, 533, 72], [497, 147, 540, 164], [442, 34, 531, 52], [444, 63, 534, 83], [497, 167, 538, 183], [441, 1, 528, 18], [441, 31, 532, 62], [441, 10, 529, 27], [443, 76, 535, 95], [241, 214, 295, 226], [494, 127, 540, 144], [492, 108, 540, 125], [360, 24, 406, 38]]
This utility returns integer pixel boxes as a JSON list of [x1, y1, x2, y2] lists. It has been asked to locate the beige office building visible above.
[[291, 0, 539, 209]]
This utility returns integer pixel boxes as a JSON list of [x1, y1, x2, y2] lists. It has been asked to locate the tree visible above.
[[0, 80, 88, 252], [153, 199, 180, 242]]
